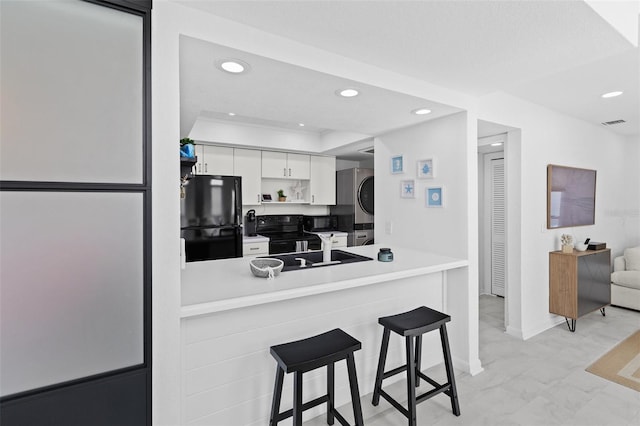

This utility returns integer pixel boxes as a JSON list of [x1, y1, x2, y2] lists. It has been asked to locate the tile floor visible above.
[[308, 295, 640, 425]]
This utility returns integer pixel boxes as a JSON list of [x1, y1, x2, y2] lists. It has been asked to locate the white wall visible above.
[[375, 112, 469, 258], [478, 92, 640, 339]]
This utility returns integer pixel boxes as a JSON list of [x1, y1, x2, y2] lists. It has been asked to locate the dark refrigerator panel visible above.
[[181, 175, 243, 261], [181, 175, 241, 228]]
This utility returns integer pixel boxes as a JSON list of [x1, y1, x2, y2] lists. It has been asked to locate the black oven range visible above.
[[256, 215, 321, 254]]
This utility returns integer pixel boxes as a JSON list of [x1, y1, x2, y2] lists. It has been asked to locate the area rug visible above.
[[586, 330, 640, 392]]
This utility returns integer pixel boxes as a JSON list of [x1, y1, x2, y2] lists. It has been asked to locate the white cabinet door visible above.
[[261, 151, 288, 178], [201, 145, 234, 175], [193, 145, 205, 175], [234, 148, 262, 205], [309, 155, 336, 205], [287, 153, 310, 179], [262, 151, 310, 179]]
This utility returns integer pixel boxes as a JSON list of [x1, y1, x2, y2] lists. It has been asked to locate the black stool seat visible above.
[[378, 306, 450, 336], [271, 328, 361, 373], [269, 328, 364, 426], [373, 306, 460, 426]]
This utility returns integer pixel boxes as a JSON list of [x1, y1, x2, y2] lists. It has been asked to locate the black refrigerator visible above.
[[181, 175, 243, 261]]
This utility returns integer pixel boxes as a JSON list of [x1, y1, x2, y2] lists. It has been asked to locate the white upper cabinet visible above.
[[194, 145, 234, 175], [261, 151, 287, 178], [286, 153, 310, 179], [309, 155, 336, 205], [233, 149, 262, 205], [261, 151, 310, 179]]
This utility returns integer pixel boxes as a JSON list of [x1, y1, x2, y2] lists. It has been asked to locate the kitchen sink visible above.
[[260, 249, 373, 272]]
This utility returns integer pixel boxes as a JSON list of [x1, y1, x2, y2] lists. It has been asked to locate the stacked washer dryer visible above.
[[330, 168, 374, 246]]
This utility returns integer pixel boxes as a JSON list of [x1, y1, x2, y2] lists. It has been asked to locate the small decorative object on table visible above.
[[378, 248, 394, 262], [561, 234, 574, 253], [277, 189, 287, 202]]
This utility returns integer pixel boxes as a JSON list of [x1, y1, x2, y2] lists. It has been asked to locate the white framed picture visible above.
[[426, 186, 443, 208], [417, 158, 435, 179], [390, 154, 404, 174], [400, 180, 415, 198]]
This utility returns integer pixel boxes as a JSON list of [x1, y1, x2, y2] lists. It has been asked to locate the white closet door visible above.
[[491, 158, 505, 296]]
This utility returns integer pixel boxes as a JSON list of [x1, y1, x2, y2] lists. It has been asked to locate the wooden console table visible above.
[[549, 248, 611, 332]]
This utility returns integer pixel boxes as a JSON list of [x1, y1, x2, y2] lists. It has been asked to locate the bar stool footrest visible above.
[[274, 394, 328, 422], [378, 390, 409, 419], [415, 383, 451, 404], [381, 364, 408, 380], [274, 393, 356, 426]]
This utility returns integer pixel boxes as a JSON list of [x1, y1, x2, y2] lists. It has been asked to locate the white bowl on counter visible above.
[[250, 258, 284, 278]]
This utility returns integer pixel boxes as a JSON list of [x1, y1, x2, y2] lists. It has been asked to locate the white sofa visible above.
[[611, 246, 640, 311]]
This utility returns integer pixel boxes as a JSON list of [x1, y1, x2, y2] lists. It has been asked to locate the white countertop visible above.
[[242, 234, 269, 243], [181, 245, 468, 318]]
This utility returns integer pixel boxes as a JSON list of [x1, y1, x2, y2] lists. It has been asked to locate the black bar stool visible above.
[[269, 328, 365, 426], [372, 306, 460, 426]]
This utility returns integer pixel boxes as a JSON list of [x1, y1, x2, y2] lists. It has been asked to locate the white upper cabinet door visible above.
[[309, 155, 336, 205], [234, 149, 262, 205], [261, 151, 310, 179], [193, 145, 205, 175], [287, 153, 310, 179], [261, 151, 288, 178], [201, 145, 234, 175]]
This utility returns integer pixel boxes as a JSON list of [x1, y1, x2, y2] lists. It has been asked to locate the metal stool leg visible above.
[[269, 366, 284, 426], [440, 325, 460, 416], [372, 328, 390, 406], [346, 353, 365, 426], [405, 336, 417, 426], [327, 362, 335, 425], [293, 371, 303, 426]]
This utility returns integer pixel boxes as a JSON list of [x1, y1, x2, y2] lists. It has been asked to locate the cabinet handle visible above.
[[289, 168, 291, 176], [204, 163, 208, 173], [257, 194, 261, 203], [312, 195, 315, 203], [250, 247, 259, 250], [283, 167, 286, 177], [197, 163, 201, 173]]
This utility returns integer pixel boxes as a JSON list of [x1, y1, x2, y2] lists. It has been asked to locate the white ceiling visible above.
[[180, 36, 463, 137], [177, 0, 638, 159]]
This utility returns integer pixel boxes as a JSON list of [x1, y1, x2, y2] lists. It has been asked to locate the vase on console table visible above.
[[560, 234, 574, 253]]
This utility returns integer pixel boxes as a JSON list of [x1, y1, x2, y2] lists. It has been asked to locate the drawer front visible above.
[[243, 242, 268, 256], [331, 236, 347, 248]]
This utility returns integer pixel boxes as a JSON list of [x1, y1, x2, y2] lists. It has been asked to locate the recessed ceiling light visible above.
[[336, 88, 359, 98], [601, 91, 623, 98], [216, 59, 250, 74], [412, 108, 432, 115], [228, 112, 236, 116], [298, 123, 305, 127], [491, 142, 503, 147]]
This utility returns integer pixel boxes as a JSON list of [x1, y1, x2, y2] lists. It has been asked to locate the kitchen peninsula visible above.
[[180, 245, 469, 426]]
